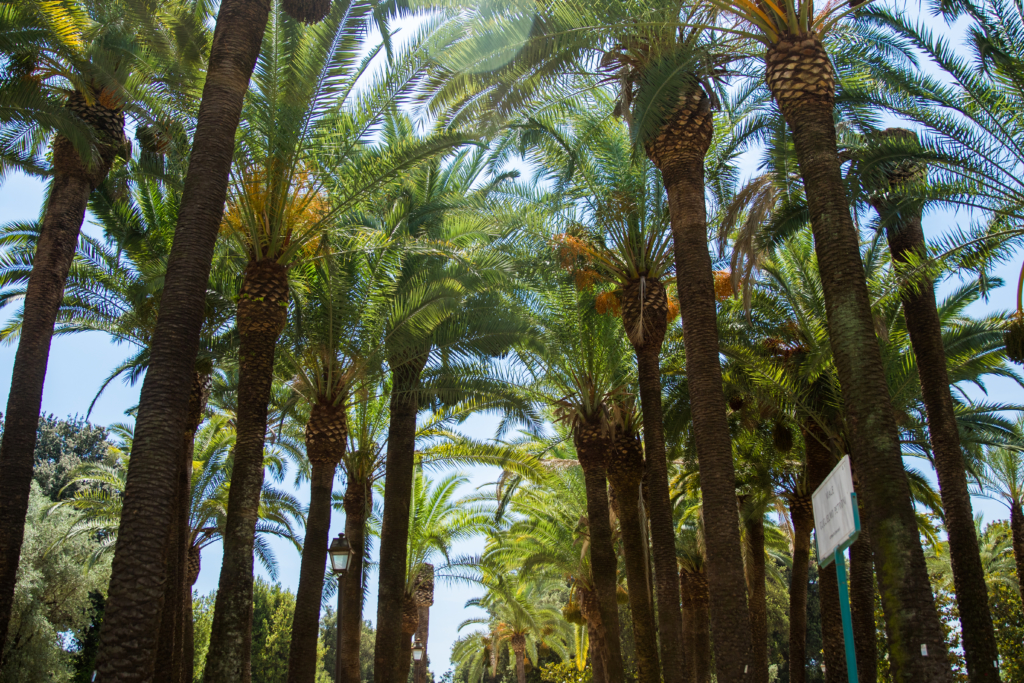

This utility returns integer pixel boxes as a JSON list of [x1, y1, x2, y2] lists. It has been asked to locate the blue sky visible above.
[[2, 1, 1023, 671]]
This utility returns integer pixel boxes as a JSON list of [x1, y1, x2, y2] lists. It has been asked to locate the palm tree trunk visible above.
[[414, 603, 430, 683], [646, 87, 752, 681], [684, 570, 711, 683], [608, 460, 661, 683], [288, 402, 346, 683], [588, 621, 607, 683], [157, 371, 210, 683], [397, 594, 419, 683], [766, 36, 951, 681], [819, 560, 847, 681], [94, 2, 271, 677], [0, 120, 120, 650], [512, 636, 527, 683], [374, 352, 429, 683], [743, 508, 770, 683], [204, 259, 289, 683], [339, 479, 368, 683], [848, 530, 877, 683], [1011, 502, 1024, 603], [871, 128, 999, 682], [788, 495, 814, 683], [622, 276, 686, 683], [679, 570, 697, 683], [575, 423, 625, 683], [186, 545, 201, 683]]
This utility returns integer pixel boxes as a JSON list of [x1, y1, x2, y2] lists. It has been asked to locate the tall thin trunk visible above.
[[742, 506, 770, 683], [94, 2, 271, 677], [679, 570, 697, 683], [608, 434, 660, 683], [157, 371, 210, 683], [186, 544, 201, 683], [512, 636, 527, 683], [788, 495, 814, 683], [204, 259, 289, 682], [288, 402, 346, 683], [575, 423, 625, 683], [621, 277, 686, 683], [682, 570, 711, 683], [396, 594, 419, 683], [0, 102, 121, 650], [871, 128, 999, 682], [646, 87, 752, 681], [374, 353, 428, 683], [849, 531, 877, 683], [819, 560, 847, 681], [766, 36, 951, 681], [1011, 503, 1024, 602], [339, 480, 368, 683], [588, 621, 607, 683], [414, 604, 430, 683]]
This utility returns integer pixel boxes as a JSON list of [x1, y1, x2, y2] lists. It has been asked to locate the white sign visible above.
[[812, 455, 858, 561]]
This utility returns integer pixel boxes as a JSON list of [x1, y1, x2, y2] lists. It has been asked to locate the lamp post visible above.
[[412, 634, 425, 664], [329, 533, 353, 682]]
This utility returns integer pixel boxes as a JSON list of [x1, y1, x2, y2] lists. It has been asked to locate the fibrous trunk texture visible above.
[[646, 86, 753, 681], [788, 494, 814, 683], [871, 127, 999, 682], [580, 591, 609, 683], [288, 401, 347, 683], [1012, 504, 1024, 606], [766, 35, 951, 682], [156, 371, 210, 683], [819, 561, 847, 681], [413, 565, 434, 683], [396, 593, 420, 683], [374, 352, 429, 683], [0, 95, 122, 652], [742, 505, 770, 683], [680, 569, 711, 683], [588, 620, 607, 683], [575, 420, 625, 683], [338, 479, 368, 683], [204, 259, 289, 682], [282, 0, 330, 23], [849, 529, 877, 683], [513, 635, 527, 683], [621, 277, 687, 683], [93, 2, 271, 677], [608, 432, 660, 683]]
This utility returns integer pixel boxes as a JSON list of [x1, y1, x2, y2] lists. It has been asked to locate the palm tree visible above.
[[461, 575, 572, 683], [672, 485, 711, 683], [706, 0, 954, 674], [974, 440, 1024, 591], [855, 126, 1002, 675], [48, 416, 304, 677], [0, 0, 136, 650]]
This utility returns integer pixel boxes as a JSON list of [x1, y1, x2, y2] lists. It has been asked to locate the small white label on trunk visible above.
[[921, 644, 928, 656]]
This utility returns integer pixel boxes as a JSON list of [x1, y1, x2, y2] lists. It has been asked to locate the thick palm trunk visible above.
[[870, 128, 999, 682], [204, 259, 289, 683], [848, 530, 877, 683], [94, 2, 271, 677], [646, 87, 753, 681], [575, 423, 625, 683], [396, 594, 419, 683], [374, 353, 428, 683], [588, 620, 607, 683], [607, 432, 660, 683], [788, 495, 814, 683], [742, 508, 769, 683], [339, 479, 368, 683], [680, 569, 711, 683], [0, 107, 121, 650], [156, 371, 210, 683], [412, 565, 434, 683], [512, 636, 527, 683], [621, 277, 686, 683], [1011, 503, 1024, 602], [819, 561, 847, 681], [679, 571, 697, 683], [288, 402, 346, 683], [766, 37, 951, 682]]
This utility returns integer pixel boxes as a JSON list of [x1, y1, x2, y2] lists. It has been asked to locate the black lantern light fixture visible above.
[[329, 533, 352, 575], [412, 635, 425, 662]]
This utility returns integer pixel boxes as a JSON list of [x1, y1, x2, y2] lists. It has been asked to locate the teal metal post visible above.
[[833, 546, 859, 683]]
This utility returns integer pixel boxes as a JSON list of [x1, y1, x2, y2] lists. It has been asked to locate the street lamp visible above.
[[412, 635, 425, 662], [331, 533, 354, 682], [329, 533, 352, 575]]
